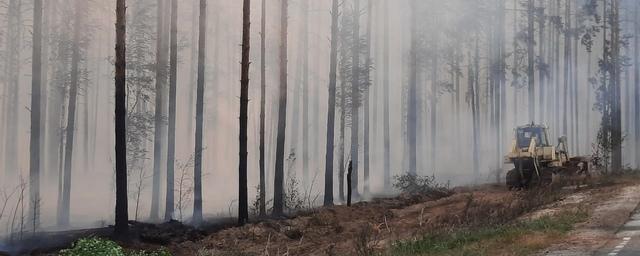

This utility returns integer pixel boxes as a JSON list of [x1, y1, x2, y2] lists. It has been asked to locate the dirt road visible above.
[[542, 184, 640, 256]]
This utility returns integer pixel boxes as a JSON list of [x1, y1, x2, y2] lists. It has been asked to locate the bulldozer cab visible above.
[[516, 125, 550, 148]]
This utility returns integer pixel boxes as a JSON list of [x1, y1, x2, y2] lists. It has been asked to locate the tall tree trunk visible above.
[[430, 21, 439, 173], [407, 0, 418, 175], [302, 0, 310, 188], [527, 0, 535, 122], [114, 0, 128, 236], [165, 0, 178, 221], [635, 1, 640, 169], [382, 0, 391, 191], [611, 0, 623, 171], [39, 0, 51, 179], [193, 0, 207, 225], [554, 0, 561, 135], [238, 0, 251, 226], [273, 0, 289, 216], [538, 3, 546, 123], [30, 0, 43, 230], [324, 0, 339, 206], [350, 0, 362, 197], [572, 10, 579, 154], [563, 0, 571, 136], [187, 0, 198, 140], [259, 0, 267, 217], [472, 39, 481, 178], [512, 0, 519, 127], [58, 0, 85, 227], [363, 0, 372, 196], [150, 0, 167, 221], [3, 0, 21, 179], [339, 82, 346, 202]]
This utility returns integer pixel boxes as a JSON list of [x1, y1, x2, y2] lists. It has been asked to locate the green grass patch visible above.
[[59, 237, 171, 256], [388, 210, 588, 256]]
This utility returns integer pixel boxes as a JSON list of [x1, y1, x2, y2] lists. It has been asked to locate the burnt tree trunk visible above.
[[193, 0, 207, 225], [324, 0, 340, 206], [273, 0, 289, 216], [59, 0, 85, 227], [259, 0, 267, 217], [238, 0, 251, 226], [383, 0, 391, 190], [114, 0, 129, 237], [30, 0, 43, 230], [165, 0, 178, 221], [407, 0, 418, 175], [151, 0, 167, 221]]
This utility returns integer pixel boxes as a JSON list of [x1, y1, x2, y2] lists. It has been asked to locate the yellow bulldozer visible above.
[[505, 123, 590, 189]]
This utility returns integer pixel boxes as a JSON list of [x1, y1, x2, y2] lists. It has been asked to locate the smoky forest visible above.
[[0, 0, 639, 255]]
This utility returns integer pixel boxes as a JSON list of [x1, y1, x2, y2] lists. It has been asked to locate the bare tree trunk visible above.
[[472, 39, 481, 179], [59, 0, 85, 227], [363, 0, 373, 196], [538, 3, 546, 123], [259, 0, 267, 217], [611, 0, 623, 172], [339, 81, 346, 202], [193, 0, 207, 225], [430, 21, 439, 173], [165, 0, 178, 221], [635, 1, 640, 169], [324, 0, 339, 207], [30, 0, 43, 230], [347, 161, 352, 206], [3, 0, 21, 179], [302, 0, 310, 188], [572, 10, 580, 154], [273, 0, 289, 216], [187, 0, 198, 140], [382, 0, 391, 191], [150, 0, 167, 221], [114, 0, 128, 236], [407, 0, 418, 175], [238, 0, 251, 226], [350, 0, 361, 198], [563, 0, 571, 136], [527, 0, 535, 122]]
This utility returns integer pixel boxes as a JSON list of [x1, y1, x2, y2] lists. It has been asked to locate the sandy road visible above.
[[597, 211, 640, 256], [542, 185, 640, 256]]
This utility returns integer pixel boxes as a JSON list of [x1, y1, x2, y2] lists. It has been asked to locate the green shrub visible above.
[[59, 237, 125, 256], [59, 237, 171, 256]]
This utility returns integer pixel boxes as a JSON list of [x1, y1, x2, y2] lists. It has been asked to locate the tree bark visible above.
[[324, 0, 339, 206], [563, 0, 571, 136], [302, 0, 310, 188], [259, 0, 267, 217], [363, 0, 373, 196], [635, 1, 640, 169], [527, 0, 535, 122], [150, 0, 167, 221], [238, 0, 251, 226], [58, 0, 85, 227], [383, 0, 391, 190], [114, 0, 128, 236], [30, 0, 43, 230], [3, 0, 21, 179], [611, 0, 623, 172], [538, 3, 546, 123], [165, 0, 178, 221], [193, 0, 207, 225], [407, 0, 418, 175], [350, 0, 362, 198], [273, 0, 289, 216]]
